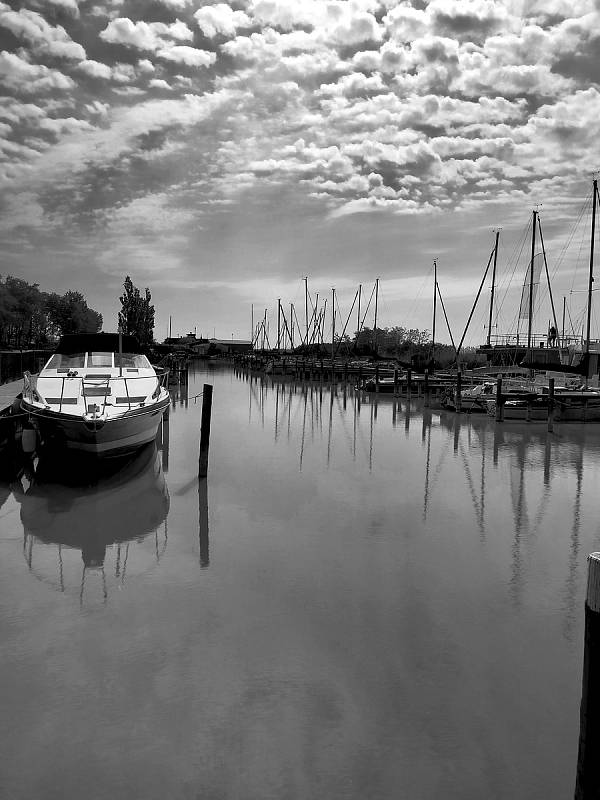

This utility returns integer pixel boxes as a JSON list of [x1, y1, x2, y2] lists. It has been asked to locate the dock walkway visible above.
[[0, 378, 23, 412]]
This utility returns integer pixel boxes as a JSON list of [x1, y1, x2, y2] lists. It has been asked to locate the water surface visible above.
[[1, 362, 598, 799]]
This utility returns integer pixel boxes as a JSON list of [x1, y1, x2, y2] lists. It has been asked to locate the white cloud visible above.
[[194, 4, 251, 38], [149, 78, 173, 90], [77, 59, 112, 79], [157, 45, 216, 68], [0, 7, 86, 60], [99, 17, 193, 52], [0, 50, 75, 92]]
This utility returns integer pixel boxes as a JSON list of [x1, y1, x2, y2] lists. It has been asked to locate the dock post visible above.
[[456, 371, 462, 413], [394, 368, 399, 396], [575, 553, 600, 799], [344, 361, 348, 384], [424, 369, 430, 408], [495, 378, 503, 422], [358, 364, 362, 388], [526, 399, 531, 422], [375, 363, 379, 393], [548, 378, 555, 433], [198, 383, 213, 478], [407, 368, 412, 399]]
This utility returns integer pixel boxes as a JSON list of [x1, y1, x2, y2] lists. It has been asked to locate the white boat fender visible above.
[[21, 427, 37, 453]]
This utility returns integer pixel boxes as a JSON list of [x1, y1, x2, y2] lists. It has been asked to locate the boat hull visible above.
[[21, 397, 170, 455]]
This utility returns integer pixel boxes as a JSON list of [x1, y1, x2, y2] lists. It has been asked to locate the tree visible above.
[[45, 290, 102, 337], [118, 276, 155, 349]]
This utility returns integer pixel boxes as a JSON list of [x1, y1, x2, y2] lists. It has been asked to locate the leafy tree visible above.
[[0, 277, 102, 347], [118, 276, 155, 349], [46, 290, 102, 336]]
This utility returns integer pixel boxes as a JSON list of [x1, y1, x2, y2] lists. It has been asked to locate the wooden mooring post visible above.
[[495, 377, 503, 422], [407, 368, 412, 398], [198, 383, 213, 478], [393, 368, 399, 396], [375, 363, 380, 393], [456, 371, 462, 413], [424, 369, 430, 408], [575, 553, 600, 799]]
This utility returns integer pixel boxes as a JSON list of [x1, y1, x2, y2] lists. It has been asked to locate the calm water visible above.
[[1, 361, 599, 799]]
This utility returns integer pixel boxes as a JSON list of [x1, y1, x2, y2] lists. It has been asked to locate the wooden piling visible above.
[[456, 371, 462, 413], [548, 378, 555, 433], [424, 369, 430, 408], [495, 377, 503, 422], [375, 363, 380, 393], [407, 368, 412, 398], [358, 364, 362, 387], [198, 383, 213, 478], [575, 553, 600, 799], [393, 368, 399, 396]]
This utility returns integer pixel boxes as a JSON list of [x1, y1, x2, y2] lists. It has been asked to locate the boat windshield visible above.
[[45, 353, 85, 369], [44, 352, 151, 370], [88, 351, 113, 368], [115, 353, 151, 369]]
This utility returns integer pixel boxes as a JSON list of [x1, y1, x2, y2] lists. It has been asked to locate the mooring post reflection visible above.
[[575, 553, 600, 799], [198, 476, 209, 568]]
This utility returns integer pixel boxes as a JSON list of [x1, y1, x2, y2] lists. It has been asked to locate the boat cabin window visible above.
[[45, 353, 85, 369], [88, 352, 113, 368], [115, 353, 151, 369]]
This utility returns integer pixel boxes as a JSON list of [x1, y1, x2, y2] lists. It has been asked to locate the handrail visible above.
[[24, 370, 170, 414]]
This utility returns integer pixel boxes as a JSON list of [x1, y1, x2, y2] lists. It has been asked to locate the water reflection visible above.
[[14, 443, 170, 603], [237, 371, 600, 636]]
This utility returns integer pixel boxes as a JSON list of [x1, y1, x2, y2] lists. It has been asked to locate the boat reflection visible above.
[[17, 443, 170, 603]]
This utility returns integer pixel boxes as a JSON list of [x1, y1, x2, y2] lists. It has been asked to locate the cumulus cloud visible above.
[[0, 50, 75, 92], [157, 45, 216, 68], [0, 7, 86, 60], [194, 4, 251, 38], [99, 17, 193, 51]]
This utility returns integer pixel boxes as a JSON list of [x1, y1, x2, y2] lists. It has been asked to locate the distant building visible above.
[[195, 338, 252, 356]]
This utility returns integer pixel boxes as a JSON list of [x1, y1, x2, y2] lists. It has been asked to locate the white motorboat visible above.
[[21, 333, 170, 455]]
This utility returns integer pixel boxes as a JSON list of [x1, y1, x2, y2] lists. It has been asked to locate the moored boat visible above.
[[20, 333, 170, 455]]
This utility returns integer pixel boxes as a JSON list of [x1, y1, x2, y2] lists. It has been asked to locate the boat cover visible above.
[[55, 333, 142, 354]]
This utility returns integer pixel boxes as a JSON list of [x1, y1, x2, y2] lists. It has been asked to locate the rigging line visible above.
[[436, 282, 458, 357], [405, 263, 434, 329], [359, 281, 377, 332], [334, 289, 360, 358], [570, 193, 593, 295], [548, 196, 589, 285], [494, 217, 531, 329]]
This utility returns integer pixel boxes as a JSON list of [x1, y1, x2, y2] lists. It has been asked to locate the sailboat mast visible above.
[[527, 209, 537, 350], [277, 299, 282, 354], [356, 283, 362, 347], [486, 232, 499, 347], [562, 296, 566, 347], [304, 277, 309, 347], [373, 278, 379, 354], [585, 178, 598, 357], [432, 260, 437, 364], [331, 288, 335, 362]]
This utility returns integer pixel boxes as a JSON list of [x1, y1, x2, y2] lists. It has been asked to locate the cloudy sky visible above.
[[1, 0, 599, 345]]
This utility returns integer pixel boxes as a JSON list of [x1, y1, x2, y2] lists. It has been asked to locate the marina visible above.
[[1, 360, 599, 798]]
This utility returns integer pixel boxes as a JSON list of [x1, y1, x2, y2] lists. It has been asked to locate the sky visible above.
[[1, 0, 600, 346]]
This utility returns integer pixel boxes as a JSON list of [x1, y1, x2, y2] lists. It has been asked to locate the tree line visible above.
[[0, 276, 103, 349], [0, 274, 156, 351]]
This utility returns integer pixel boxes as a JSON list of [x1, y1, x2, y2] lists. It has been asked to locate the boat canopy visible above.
[[55, 333, 142, 354]]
